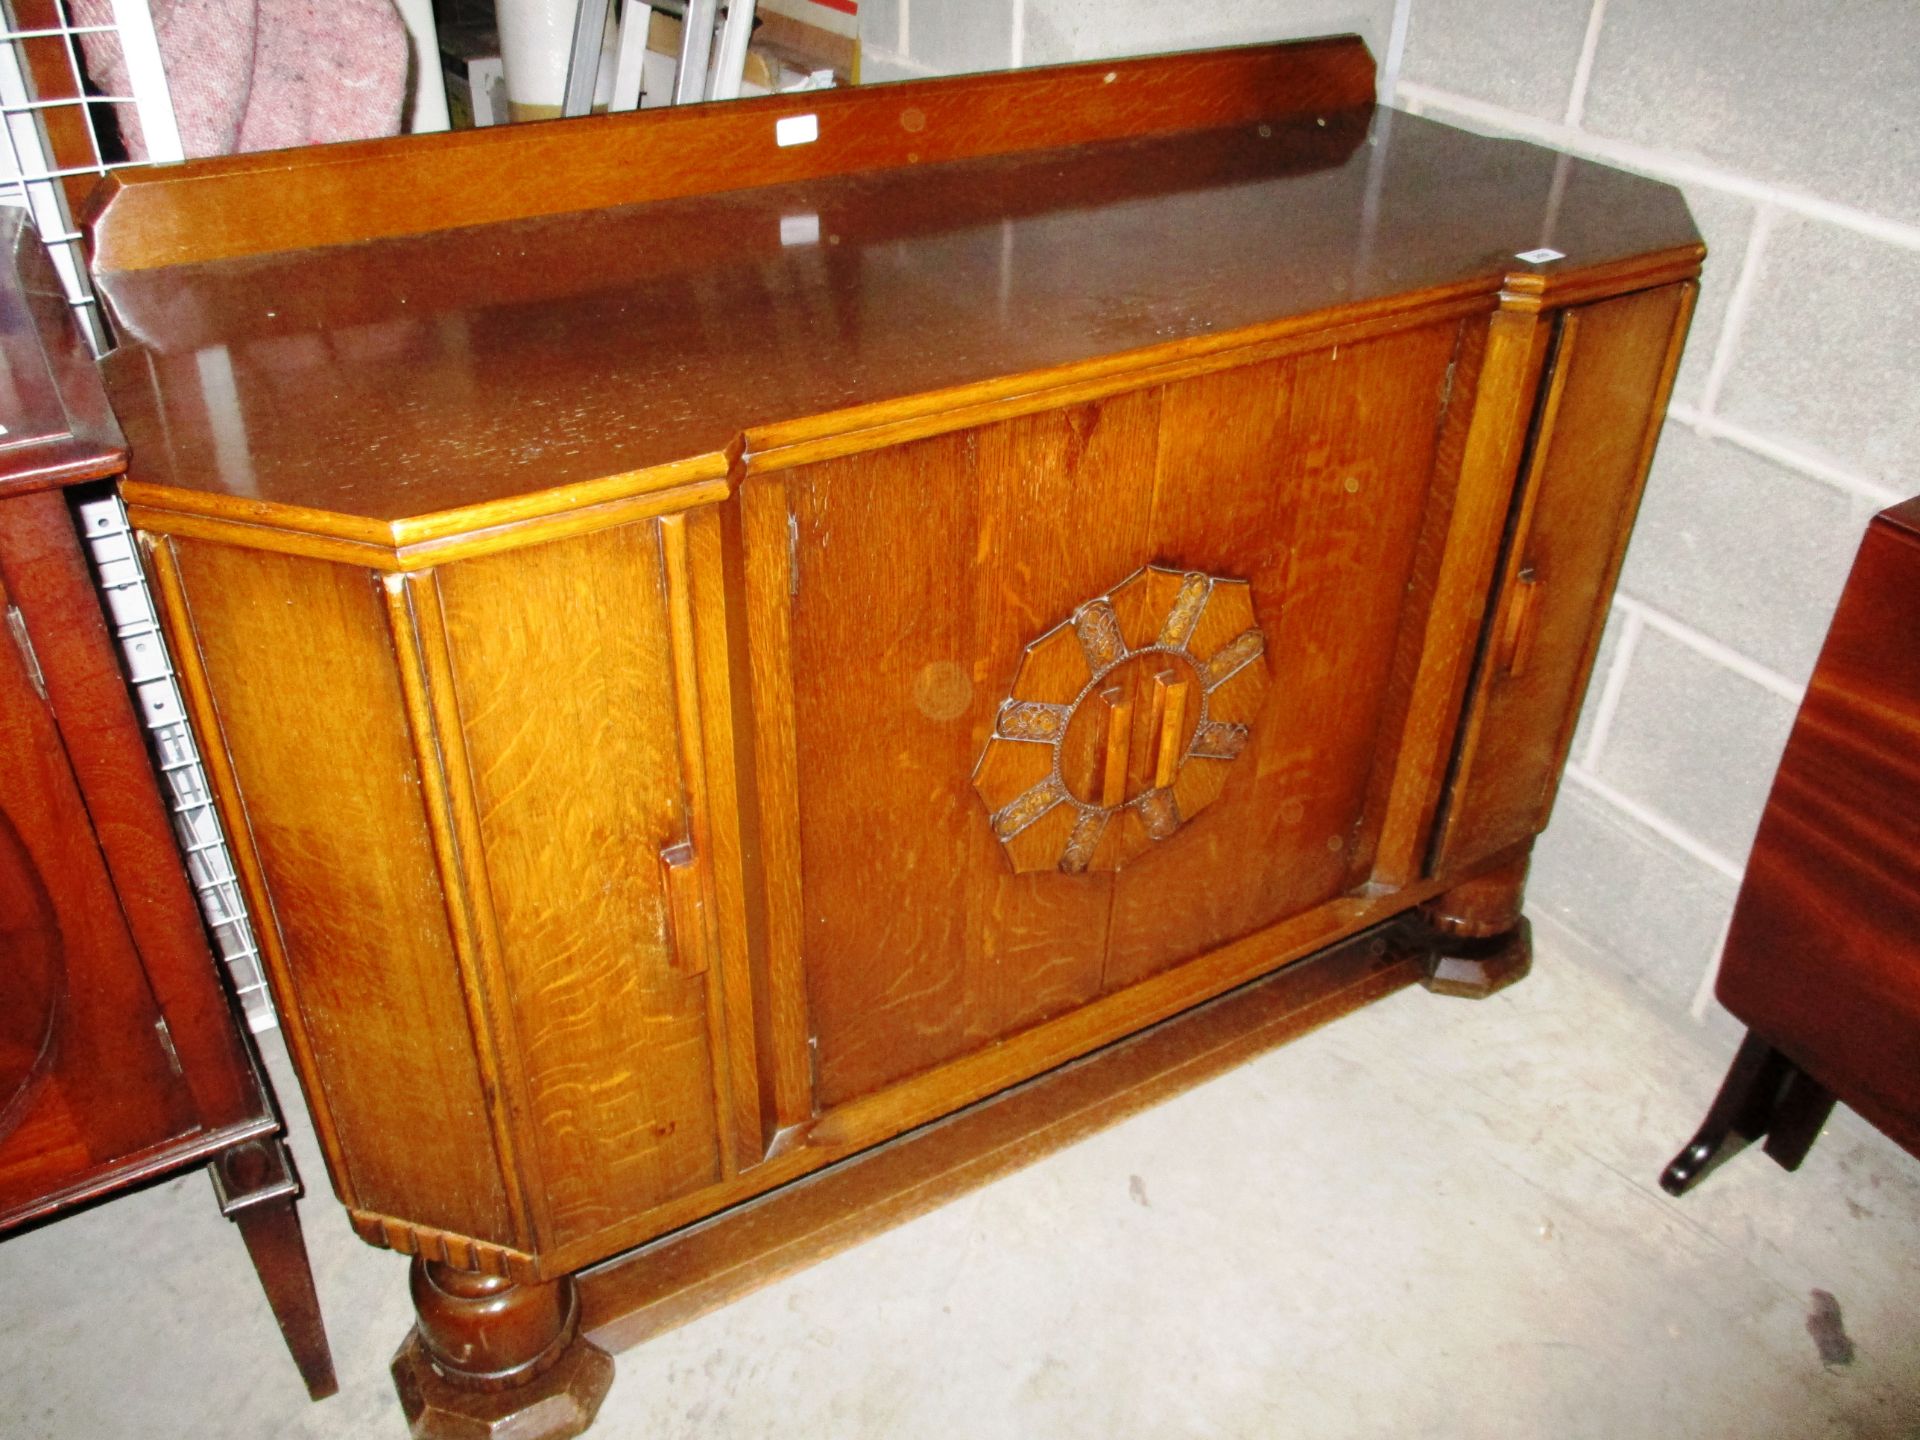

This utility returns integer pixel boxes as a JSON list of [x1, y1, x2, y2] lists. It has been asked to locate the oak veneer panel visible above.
[[434, 525, 726, 1246], [97, 107, 1700, 536], [1105, 321, 1459, 987], [87, 39, 1377, 270], [167, 540, 514, 1243], [785, 430, 975, 1109], [1435, 283, 1692, 870], [958, 397, 1164, 1046], [788, 392, 1163, 1108]]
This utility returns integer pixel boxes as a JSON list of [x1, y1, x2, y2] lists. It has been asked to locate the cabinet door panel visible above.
[[436, 523, 727, 1246], [1106, 321, 1460, 986], [776, 321, 1462, 1111], [169, 539, 517, 1245], [0, 582, 192, 1214], [785, 394, 1162, 1108], [1434, 283, 1692, 872]]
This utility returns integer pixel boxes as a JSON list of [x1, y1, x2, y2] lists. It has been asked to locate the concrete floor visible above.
[[3, 922, 1918, 1440]]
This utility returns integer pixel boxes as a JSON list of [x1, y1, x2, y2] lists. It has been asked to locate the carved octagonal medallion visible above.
[[972, 566, 1270, 874]]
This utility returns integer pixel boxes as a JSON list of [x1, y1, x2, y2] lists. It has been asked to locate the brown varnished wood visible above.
[[488, 854, 1474, 1281], [382, 571, 545, 1255], [158, 537, 517, 1245], [783, 394, 1166, 1109], [0, 212, 122, 496], [0, 490, 257, 1130], [87, 38, 1377, 271], [142, 535, 355, 1180], [660, 511, 765, 1175], [92, 58, 1699, 547], [1434, 282, 1695, 871], [1370, 300, 1552, 885], [782, 428, 979, 1106], [736, 478, 815, 1135], [957, 400, 1165, 1041], [0, 566, 194, 1195], [431, 524, 727, 1250], [1101, 321, 1461, 988], [1360, 319, 1486, 886], [393, 1259, 612, 1438], [1706, 498, 1920, 1158], [102, 43, 1706, 1430], [215, 1137, 340, 1400]]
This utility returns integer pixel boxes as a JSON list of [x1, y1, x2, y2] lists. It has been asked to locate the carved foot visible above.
[[1661, 1030, 1836, 1196], [393, 1259, 613, 1440], [1416, 851, 1534, 999], [211, 1137, 338, 1400], [1420, 918, 1533, 999]]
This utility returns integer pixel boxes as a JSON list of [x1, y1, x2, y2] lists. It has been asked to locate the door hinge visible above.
[[787, 511, 801, 599], [6, 605, 46, 702], [154, 1017, 184, 1076]]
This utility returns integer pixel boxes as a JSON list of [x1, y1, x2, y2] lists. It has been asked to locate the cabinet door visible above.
[[1433, 283, 1693, 873], [749, 319, 1469, 1111], [165, 527, 757, 1266], [0, 582, 194, 1219]]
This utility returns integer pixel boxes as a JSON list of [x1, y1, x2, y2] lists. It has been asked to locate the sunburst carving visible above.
[[972, 565, 1270, 874]]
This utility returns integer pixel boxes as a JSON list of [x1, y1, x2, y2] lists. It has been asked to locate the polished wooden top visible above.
[[87, 40, 1701, 542], [0, 211, 124, 498]]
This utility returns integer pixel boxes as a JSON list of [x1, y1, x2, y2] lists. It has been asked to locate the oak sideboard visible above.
[[78, 36, 1699, 1438]]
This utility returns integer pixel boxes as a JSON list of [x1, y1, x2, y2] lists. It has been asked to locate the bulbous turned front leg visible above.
[[392, 1258, 613, 1440], [1416, 850, 1534, 999]]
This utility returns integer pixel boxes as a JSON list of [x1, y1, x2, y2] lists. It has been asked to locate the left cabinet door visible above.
[[0, 577, 196, 1218]]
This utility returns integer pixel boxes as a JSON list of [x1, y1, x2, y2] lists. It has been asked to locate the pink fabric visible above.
[[75, 0, 409, 160]]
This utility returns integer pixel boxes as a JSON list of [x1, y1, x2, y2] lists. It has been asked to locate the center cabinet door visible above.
[[745, 317, 1472, 1112]]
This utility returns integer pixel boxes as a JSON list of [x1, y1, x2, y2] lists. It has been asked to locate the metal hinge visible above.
[[154, 1017, 184, 1076], [788, 511, 801, 598], [6, 605, 46, 701]]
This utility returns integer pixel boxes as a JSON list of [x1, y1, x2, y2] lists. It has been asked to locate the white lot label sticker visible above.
[[776, 113, 819, 147]]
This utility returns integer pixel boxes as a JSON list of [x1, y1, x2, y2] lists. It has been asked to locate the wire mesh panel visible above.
[[0, 0, 178, 352], [0, 6, 273, 1028], [73, 494, 279, 1030]]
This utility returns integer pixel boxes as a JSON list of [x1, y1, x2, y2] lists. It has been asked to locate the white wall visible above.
[[859, 0, 1396, 79]]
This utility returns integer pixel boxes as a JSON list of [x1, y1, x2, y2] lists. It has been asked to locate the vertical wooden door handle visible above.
[[1150, 671, 1189, 787], [660, 842, 710, 975], [1499, 567, 1543, 678], [1100, 685, 1132, 808]]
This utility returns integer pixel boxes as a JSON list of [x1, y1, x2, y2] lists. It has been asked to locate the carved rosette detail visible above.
[[972, 565, 1271, 874]]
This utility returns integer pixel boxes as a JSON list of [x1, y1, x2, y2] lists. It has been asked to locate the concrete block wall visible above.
[[1394, 0, 1919, 1028], [855, 2, 1918, 1035]]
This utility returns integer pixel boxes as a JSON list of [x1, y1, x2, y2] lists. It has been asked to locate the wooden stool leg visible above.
[[1659, 1030, 1834, 1195], [210, 1137, 338, 1400], [392, 1257, 614, 1440], [1415, 851, 1534, 999]]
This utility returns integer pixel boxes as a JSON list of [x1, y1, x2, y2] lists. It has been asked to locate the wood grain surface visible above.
[[94, 55, 1698, 544], [1715, 497, 1920, 1156], [107, 49, 1703, 1420], [161, 539, 517, 1245]]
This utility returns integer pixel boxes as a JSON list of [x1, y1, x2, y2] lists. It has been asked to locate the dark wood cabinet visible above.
[[1664, 495, 1920, 1193], [0, 210, 334, 1400], [77, 37, 1700, 1439]]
